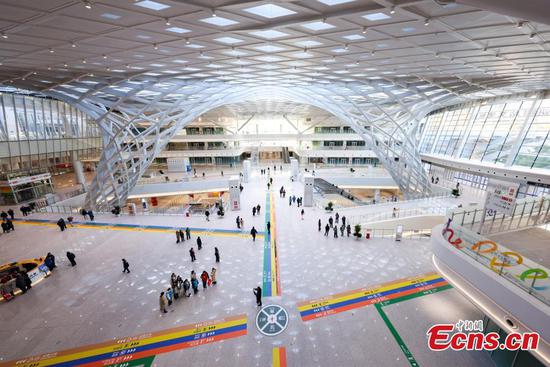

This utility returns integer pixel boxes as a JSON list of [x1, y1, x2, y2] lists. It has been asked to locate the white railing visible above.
[[448, 195, 550, 235], [350, 206, 446, 225]]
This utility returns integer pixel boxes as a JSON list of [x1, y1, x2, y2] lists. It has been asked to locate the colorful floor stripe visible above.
[[105, 356, 155, 367], [262, 191, 281, 297], [1, 315, 247, 367], [13, 218, 263, 239], [297, 272, 450, 321], [272, 347, 287, 367], [375, 304, 419, 367]]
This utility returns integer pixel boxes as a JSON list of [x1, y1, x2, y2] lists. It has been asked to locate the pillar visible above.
[[242, 159, 251, 183], [290, 158, 299, 180], [304, 174, 314, 207], [72, 154, 87, 192], [229, 175, 241, 211]]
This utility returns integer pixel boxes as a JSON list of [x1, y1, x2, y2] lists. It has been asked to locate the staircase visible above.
[[282, 147, 290, 164], [313, 178, 364, 203]]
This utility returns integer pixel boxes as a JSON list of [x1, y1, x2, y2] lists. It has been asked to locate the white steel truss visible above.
[[42, 75, 464, 209]]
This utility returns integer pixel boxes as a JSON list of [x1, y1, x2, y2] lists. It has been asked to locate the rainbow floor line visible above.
[[272, 346, 287, 367], [262, 191, 281, 297], [14, 218, 263, 239], [297, 272, 450, 321], [1, 315, 247, 367]]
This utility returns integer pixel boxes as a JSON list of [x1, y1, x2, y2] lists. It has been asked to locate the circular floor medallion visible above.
[[255, 304, 289, 336]]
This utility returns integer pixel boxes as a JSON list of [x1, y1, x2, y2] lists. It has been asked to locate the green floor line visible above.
[[375, 303, 420, 367], [379, 284, 453, 307], [106, 356, 155, 367]]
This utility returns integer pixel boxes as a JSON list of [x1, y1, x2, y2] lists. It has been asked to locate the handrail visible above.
[[448, 195, 550, 235], [442, 222, 550, 306]]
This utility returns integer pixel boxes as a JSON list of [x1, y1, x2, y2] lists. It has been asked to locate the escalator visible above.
[[282, 147, 290, 164]]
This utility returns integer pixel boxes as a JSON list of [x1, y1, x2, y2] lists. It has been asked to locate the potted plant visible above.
[[353, 224, 362, 239], [325, 201, 334, 212]]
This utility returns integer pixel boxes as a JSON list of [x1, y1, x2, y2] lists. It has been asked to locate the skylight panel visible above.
[[289, 51, 314, 58], [401, 27, 416, 33], [332, 48, 348, 53], [172, 59, 187, 64], [255, 55, 285, 62], [101, 13, 121, 20], [214, 36, 244, 44], [166, 27, 191, 34], [363, 12, 391, 21], [294, 40, 323, 47], [342, 34, 364, 40], [243, 4, 296, 18], [301, 21, 336, 31], [223, 49, 249, 57], [136, 35, 151, 40], [200, 16, 239, 27], [249, 30, 289, 39], [134, 1, 170, 11], [185, 43, 204, 49], [318, 0, 356, 5], [254, 44, 287, 52]]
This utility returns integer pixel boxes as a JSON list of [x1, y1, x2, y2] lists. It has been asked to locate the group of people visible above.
[[175, 227, 192, 243], [260, 165, 282, 176], [320, 212, 351, 238], [1, 269, 32, 299], [79, 208, 95, 221], [279, 186, 287, 198], [251, 204, 261, 217], [289, 195, 304, 207]]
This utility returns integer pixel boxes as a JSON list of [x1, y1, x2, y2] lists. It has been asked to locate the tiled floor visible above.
[[0, 169, 494, 366]]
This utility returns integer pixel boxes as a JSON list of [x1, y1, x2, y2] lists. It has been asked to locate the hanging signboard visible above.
[[484, 179, 519, 216]]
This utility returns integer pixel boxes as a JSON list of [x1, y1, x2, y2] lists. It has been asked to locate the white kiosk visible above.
[[242, 159, 251, 183], [290, 158, 299, 181], [304, 174, 314, 207], [229, 175, 241, 211]]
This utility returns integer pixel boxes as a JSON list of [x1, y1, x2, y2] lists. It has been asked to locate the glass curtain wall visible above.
[[419, 93, 549, 170], [0, 93, 102, 173]]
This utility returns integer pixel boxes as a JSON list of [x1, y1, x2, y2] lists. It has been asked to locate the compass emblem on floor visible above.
[[255, 304, 289, 336]]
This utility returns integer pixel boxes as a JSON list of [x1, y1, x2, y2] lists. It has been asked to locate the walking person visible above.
[[88, 210, 94, 221], [335, 212, 339, 224], [66, 251, 76, 266], [236, 216, 240, 229], [340, 224, 345, 237], [329, 217, 333, 228], [289, 197, 292, 206], [176, 230, 181, 243], [214, 247, 220, 263], [122, 258, 130, 273], [183, 278, 191, 297], [240, 217, 244, 229], [301, 209, 304, 220], [267, 221, 271, 234], [186, 227, 191, 240], [318, 219, 322, 232], [342, 216, 346, 227], [159, 292, 167, 314], [250, 226, 257, 241], [179, 229, 185, 242], [211, 268, 217, 285], [346, 224, 351, 237], [189, 247, 196, 262], [57, 218, 67, 231], [166, 287, 173, 309], [252, 207, 256, 216], [205, 210, 210, 221], [253, 286, 262, 307], [200, 270, 209, 289], [324, 224, 330, 236], [197, 236, 202, 250], [333, 226, 338, 238], [191, 277, 199, 294], [7, 209, 14, 220], [256, 204, 261, 215]]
